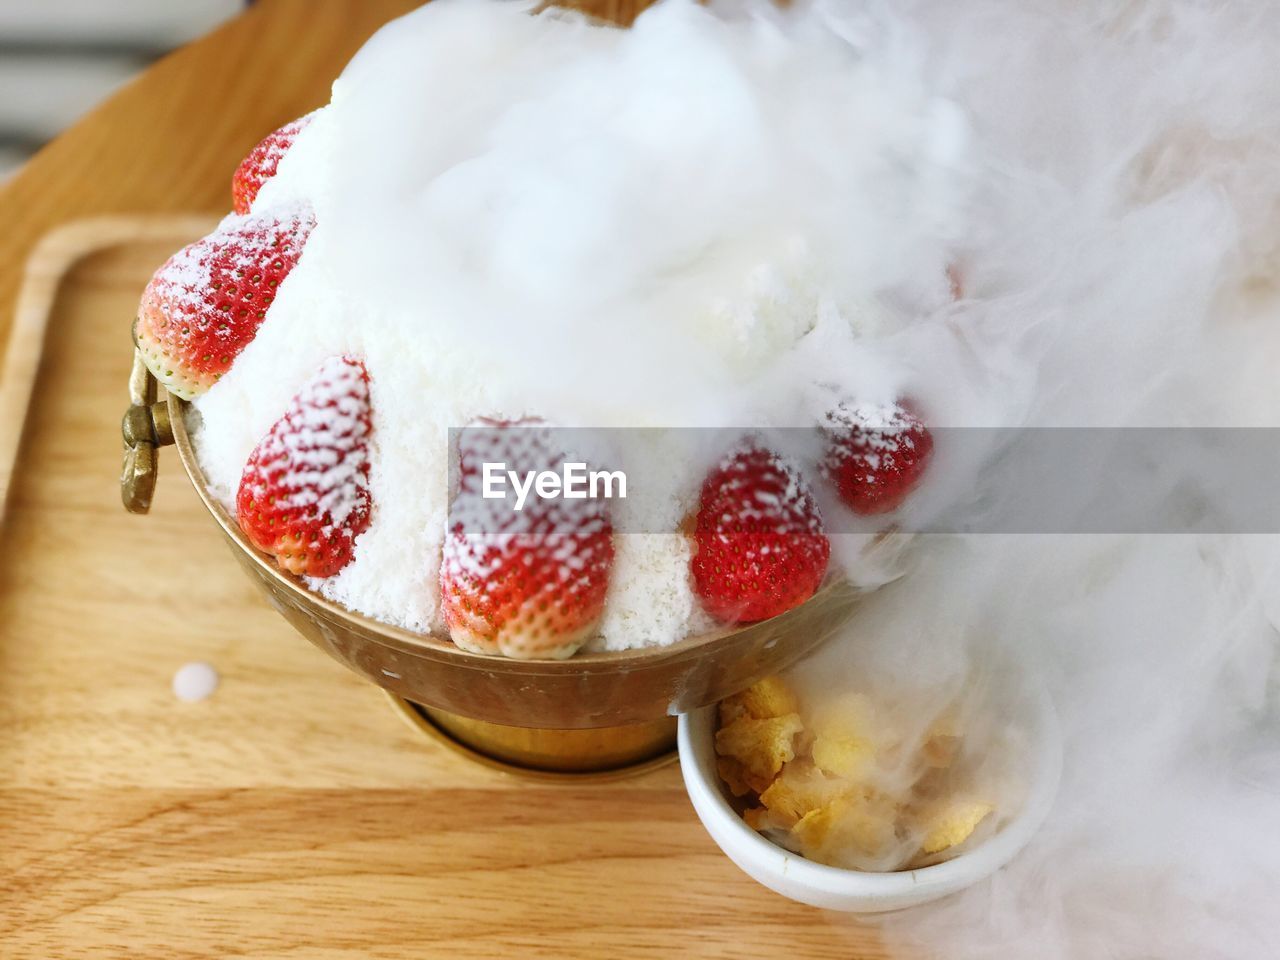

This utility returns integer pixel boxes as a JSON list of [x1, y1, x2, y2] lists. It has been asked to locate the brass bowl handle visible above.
[[121, 348, 174, 514]]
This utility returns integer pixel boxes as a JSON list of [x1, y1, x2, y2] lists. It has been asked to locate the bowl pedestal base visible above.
[[386, 693, 678, 781]]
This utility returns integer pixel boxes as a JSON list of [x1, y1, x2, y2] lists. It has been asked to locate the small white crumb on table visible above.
[[172, 662, 219, 702]]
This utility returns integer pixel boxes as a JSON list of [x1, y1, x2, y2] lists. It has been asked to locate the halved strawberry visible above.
[[236, 356, 372, 578], [134, 208, 315, 399], [822, 400, 933, 515], [439, 419, 614, 660], [691, 445, 830, 625], [232, 113, 314, 215]]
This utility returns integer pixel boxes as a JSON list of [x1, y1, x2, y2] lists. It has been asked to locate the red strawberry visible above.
[[236, 356, 372, 579], [135, 207, 315, 399], [822, 400, 933, 515], [691, 446, 830, 625], [440, 419, 614, 659], [232, 113, 314, 215]]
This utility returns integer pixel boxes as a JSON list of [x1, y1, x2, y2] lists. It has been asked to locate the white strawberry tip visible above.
[[447, 601, 595, 661], [133, 315, 214, 401]]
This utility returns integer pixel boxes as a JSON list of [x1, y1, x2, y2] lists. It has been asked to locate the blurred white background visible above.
[[0, 0, 244, 180]]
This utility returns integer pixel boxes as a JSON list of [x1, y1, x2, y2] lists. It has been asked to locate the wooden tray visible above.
[[0, 219, 886, 958]]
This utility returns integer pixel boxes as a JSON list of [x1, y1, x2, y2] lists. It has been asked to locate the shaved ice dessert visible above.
[[135, 0, 963, 658]]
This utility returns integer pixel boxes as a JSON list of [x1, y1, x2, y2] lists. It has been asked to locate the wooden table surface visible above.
[[0, 2, 888, 958]]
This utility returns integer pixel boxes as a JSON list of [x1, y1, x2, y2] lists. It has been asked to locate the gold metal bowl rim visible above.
[[168, 392, 850, 675]]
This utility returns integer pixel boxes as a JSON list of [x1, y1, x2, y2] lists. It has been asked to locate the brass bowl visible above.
[[122, 359, 861, 771]]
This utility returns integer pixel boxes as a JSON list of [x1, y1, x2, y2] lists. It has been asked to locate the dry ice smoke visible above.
[[780, 1, 1280, 957], [192, 0, 1280, 949]]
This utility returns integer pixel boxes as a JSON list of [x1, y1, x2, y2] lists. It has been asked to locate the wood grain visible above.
[[0, 216, 217, 514], [0, 221, 887, 960], [0, 1, 889, 955]]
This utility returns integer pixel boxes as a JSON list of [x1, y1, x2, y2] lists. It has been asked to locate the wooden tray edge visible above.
[[0, 214, 218, 515]]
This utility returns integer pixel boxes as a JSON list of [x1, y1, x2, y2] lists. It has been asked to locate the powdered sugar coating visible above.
[[691, 445, 831, 623], [822, 399, 934, 515], [236, 356, 373, 578], [440, 421, 614, 658], [152, 207, 312, 318], [233, 113, 316, 215], [136, 207, 314, 399]]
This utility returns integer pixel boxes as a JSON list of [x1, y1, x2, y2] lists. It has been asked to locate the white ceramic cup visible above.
[[677, 680, 1062, 912]]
